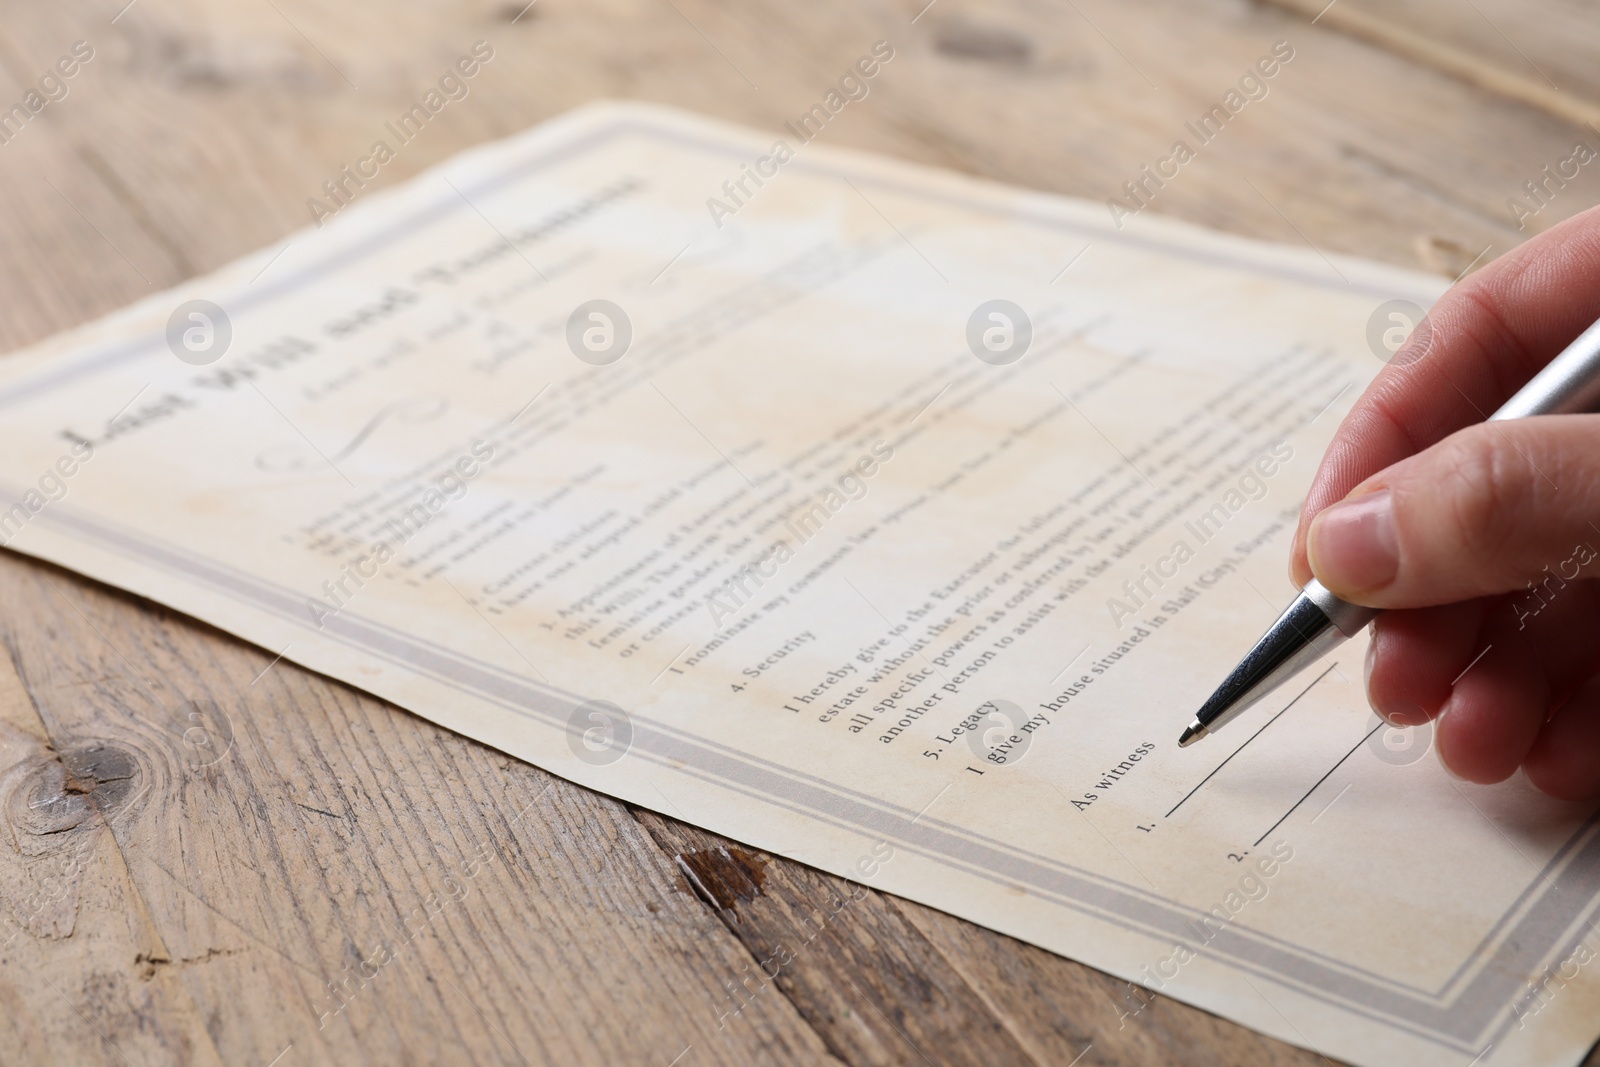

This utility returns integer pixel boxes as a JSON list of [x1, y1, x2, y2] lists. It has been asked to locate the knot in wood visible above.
[[934, 19, 1034, 67], [59, 742, 141, 815], [9, 758, 92, 837]]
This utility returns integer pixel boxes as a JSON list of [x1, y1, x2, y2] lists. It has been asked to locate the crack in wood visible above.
[[294, 802, 344, 820], [136, 946, 247, 980], [672, 846, 767, 919]]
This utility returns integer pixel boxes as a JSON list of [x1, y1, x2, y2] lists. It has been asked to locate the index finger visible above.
[[1290, 204, 1600, 586]]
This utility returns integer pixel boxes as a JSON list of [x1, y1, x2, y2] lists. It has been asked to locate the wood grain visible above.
[[0, 0, 1597, 1064], [1261, 0, 1600, 128]]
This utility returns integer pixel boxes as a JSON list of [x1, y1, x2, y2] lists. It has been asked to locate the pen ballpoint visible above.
[[1179, 315, 1600, 748]]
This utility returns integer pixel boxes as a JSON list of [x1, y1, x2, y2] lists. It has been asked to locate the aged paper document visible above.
[[1, 102, 1597, 1066]]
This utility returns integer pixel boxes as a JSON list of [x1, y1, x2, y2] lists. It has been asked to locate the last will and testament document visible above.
[[1, 102, 1597, 1067]]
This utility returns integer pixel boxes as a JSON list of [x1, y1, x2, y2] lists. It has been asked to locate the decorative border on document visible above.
[[23, 499, 1600, 1056]]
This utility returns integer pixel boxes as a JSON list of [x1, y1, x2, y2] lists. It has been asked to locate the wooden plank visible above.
[[0, 631, 226, 1067], [0, 0, 1593, 361], [636, 813, 1333, 1066], [890, 897, 1328, 1067], [1261, 0, 1600, 127], [637, 811, 1045, 1066], [0, 555, 844, 1066]]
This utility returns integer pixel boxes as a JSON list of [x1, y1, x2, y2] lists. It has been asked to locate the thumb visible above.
[[1305, 415, 1600, 607]]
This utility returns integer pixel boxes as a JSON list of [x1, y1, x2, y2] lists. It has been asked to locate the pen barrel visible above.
[[1490, 319, 1600, 420], [1302, 578, 1379, 637]]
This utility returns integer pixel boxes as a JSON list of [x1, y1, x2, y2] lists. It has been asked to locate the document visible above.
[[2, 101, 1597, 1067]]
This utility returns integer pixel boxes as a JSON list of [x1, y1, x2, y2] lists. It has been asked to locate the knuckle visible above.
[[1426, 429, 1530, 566]]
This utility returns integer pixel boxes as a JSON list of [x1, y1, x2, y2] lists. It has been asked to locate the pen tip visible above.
[[1178, 720, 1208, 748]]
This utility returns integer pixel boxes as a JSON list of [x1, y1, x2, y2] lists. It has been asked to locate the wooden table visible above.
[[2, 1, 1597, 1063]]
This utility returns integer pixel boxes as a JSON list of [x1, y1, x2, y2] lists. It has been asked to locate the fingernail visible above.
[[1363, 637, 1377, 691], [1385, 701, 1428, 727], [1308, 490, 1398, 593]]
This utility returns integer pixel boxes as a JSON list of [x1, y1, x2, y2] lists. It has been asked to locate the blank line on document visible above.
[[1253, 721, 1383, 847], [1164, 663, 1337, 819]]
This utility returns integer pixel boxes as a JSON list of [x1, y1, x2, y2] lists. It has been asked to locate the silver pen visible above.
[[1180, 315, 1600, 747]]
